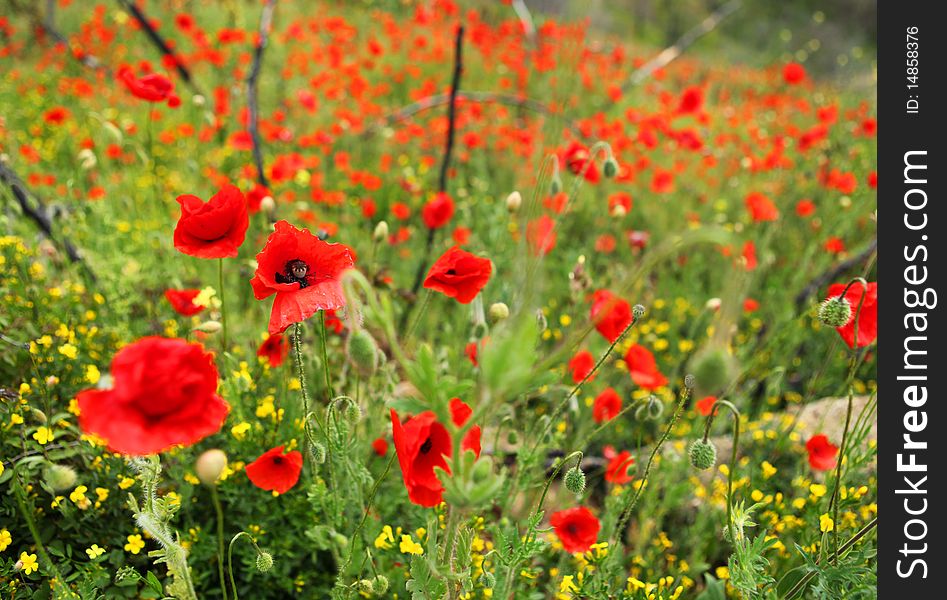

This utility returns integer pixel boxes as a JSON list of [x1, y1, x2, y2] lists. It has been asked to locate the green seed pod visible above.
[[603, 156, 620, 178], [564, 466, 586, 495], [373, 575, 390, 594], [255, 551, 274, 573], [818, 296, 852, 328], [689, 439, 718, 471], [346, 329, 379, 377], [43, 464, 78, 492]]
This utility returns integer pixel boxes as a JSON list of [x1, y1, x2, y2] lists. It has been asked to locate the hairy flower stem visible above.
[[320, 310, 335, 400], [210, 486, 230, 600], [534, 451, 583, 515], [701, 399, 741, 547], [228, 531, 267, 600], [219, 257, 228, 351], [293, 322, 333, 483]]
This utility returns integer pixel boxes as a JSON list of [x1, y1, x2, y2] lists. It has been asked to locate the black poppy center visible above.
[[275, 258, 311, 288], [420, 437, 433, 454], [445, 268, 457, 276], [566, 523, 578, 535], [272, 456, 284, 465]]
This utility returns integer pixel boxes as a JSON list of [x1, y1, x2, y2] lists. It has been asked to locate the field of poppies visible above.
[[0, 1, 877, 598]]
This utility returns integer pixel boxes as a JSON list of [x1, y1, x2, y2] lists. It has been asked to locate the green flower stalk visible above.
[[697, 399, 741, 547]]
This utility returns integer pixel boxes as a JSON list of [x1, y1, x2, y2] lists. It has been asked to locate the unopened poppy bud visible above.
[[482, 572, 496, 589], [564, 466, 586, 494], [705, 298, 722, 311], [373, 221, 389, 242], [506, 430, 519, 445], [550, 172, 562, 195], [192, 94, 206, 107], [259, 195, 276, 214], [488, 302, 510, 323], [356, 579, 375, 594], [331, 532, 349, 547], [373, 575, 390, 593], [632, 304, 646, 319], [818, 296, 852, 328], [472, 457, 493, 483], [344, 401, 362, 426], [636, 395, 664, 421], [611, 204, 627, 218], [193, 320, 222, 334], [195, 449, 228, 485], [43, 464, 78, 492], [506, 191, 522, 212], [77, 148, 97, 170], [690, 348, 735, 394], [31, 407, 48, 423], [346, 329, 379, 376], [14, 559, 24, 572], [536, 309, 548, 332], [311, 442, 327, 464], [689, 439, 718, 470], [255, 551, 274, 573], [684, 374, 696, 390], [603, 156, 620, 178]]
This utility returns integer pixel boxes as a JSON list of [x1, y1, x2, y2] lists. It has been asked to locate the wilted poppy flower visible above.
[[805, 434, 838, 471], [592, 387, 622, 423], [117, 66, 178, 106], [625, 344, 668, 390], [590, 290, 633, 343], [251, 220, 356, 335], [423, 246, 492, 304], [173, 184, 250, 259], [245, 446, 303, 494], [164, 288, 205, 316], [603, 446, 635, 484], [550, 506, 601, 553], [568, 350, 596, 384], [745, 192, 779, 222], [390, 399, 481, 507], [563, 142, 600, 182], [825, 281, 877, 349], [77, 337, 229, 455], [421, 192, 455, 229], [526, 215, 557, 256], [257, 333, 289, 367]]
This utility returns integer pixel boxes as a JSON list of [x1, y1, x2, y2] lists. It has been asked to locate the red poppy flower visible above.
[[745, 192, 779, 222], [824, 237, 845, 254], [371, 437, 388, 456], [783, 62, 806, 84], [563, 142, 600, 183], [592, 387, 622, 423], [805, 434, 838, 471], [568, 350, 596, 384], [164, 288, 205, 316], [526, 215, 557, 256], [603, 446, 635, 484], [796, 199, 816, 217], [465, 341, 479, 366], [423, 246, 492, 304], [117, 66, 178, 106], [77, 337, 229, 455], [550, 506, 601, 553], [245, 446, 303, 494], [825, 281, 878, 349], [390, 399, 481, 507], [257, 333, 289, 367], [625, 344, 668, 390], [251, 220, 356, 335], [246, 183, 271, 214], [695, 395, 717, 417], [422, 192, 455, 229], [590, 290, 633, 343], [676, 86, 704, 114], [173, 184, 250, 259], [741, 240, 758, 271]]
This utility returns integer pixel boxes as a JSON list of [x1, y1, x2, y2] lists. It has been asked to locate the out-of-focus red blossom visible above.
[[257, 333, 289, 367], [743, 298, 759, 313], [464, 341, 479, 366], [592, 387, 622, 423], [568, 350, 596, 384], [390, 399, 481, 507], [117, 65, 179, 106], [825, 281, 877, 349], [745, 192, 779, 222], [251, 220, 356, 335], [164, 289, 205, 316], [783, 62, 806, 85], [795, 199, 816, 217], [423, 246, 492, 304], [563, 142, 600, 182], [372, 437, 388, 456], [867, 171, 877, 188], [77, 337, 229, 455], [824, 237, 845, 254], [590, 289, 633, 343], [526, 215, 557, 256], [550, 506, 601, 553], [741, 240, 757, 271], [43, 107, 70, 125], [245, 446, 303, 494], [422, 192, 455, 229], [805, 434, 838, 471], [173, 184, 250, 259], [624, 344, 668, 390], [246, 184, 271, 214], [695, 395, 718, 417], [676, 86, 704, 114], [603, 445, 635, 484]]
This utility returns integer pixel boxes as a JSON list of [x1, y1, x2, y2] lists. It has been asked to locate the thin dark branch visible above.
[[116, 0, 202, 94], [794, 238, 878, 308], [622, 0, 742, 90], [247, 0, 277, 189], [42, 0, 108, 72], [438, 25, 464, 193], [0, 161, 96, 282]]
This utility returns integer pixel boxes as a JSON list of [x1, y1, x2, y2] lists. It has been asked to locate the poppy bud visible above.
[[472, 457, 493, 483], [818, 296, 852, 328], [357, 579, 375, 594], [684, 373, 696, 390], [259, 195, 276, 214], [311, 441, 327, 464], [43, 464, 78, 492], [195, 449, 228, 485], [374, 575, 390, 593], [506, 431, 519, 446], [536, 309, 548, 332], [603, 156, 619, 178], [488, 302, 510, 323], [31, 407, 48, 423], [331, 531, 349, 547], [506, 191, 522, 213], [690, 348, 736, 394], [705, 298, 722, 311], [611, 204, 627, 218], [192, 94, 206, 107], [373, 220, 389, 242], [632, 304, 646, 319], [344, 401, 362, 426], [551, 171, 562, 195], [193, 320, 222, 334], [482, 572, 496, 589], [689, 439, 717, 470], [564, 466, 586, 494], [255, 551, 274, 573], [635, 395, 664, 421], [346, 329, 379, 377]]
